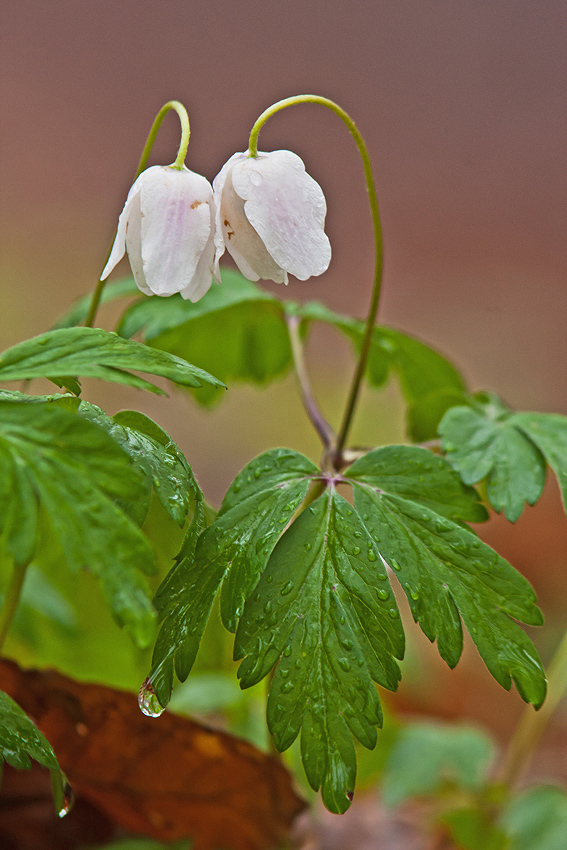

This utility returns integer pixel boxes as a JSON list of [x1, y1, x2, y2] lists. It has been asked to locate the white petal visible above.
[[231, 150, 331, 281], [212, 152, 247, 279], [100, 175, 144, 280], [180, 200, 215, 302], [139, 166, 213, 296], [124, 189, 152, 294], [217, 162, 287, 283]]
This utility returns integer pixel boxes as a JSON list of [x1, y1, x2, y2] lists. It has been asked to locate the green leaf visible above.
[[345, 445, 546, 706], [443, 808, 508, 850], [78, 403, 198, 527], [440, 401, 547, 522], [0, 688, 68, 814], [0, 328, 224, 395], [117, 269, 291, 405], [292, 301, 468, 440], [53, 277, 140, 329], [501, 786, 567, 850], [148, 448, 317, 706], [382, 721, 496, 806], [0, 400, 157, 644], [235, 489, 405, 814], [513, 412, 567, 514]]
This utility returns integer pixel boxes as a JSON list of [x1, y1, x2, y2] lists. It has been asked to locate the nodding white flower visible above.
[[213, 150, 331, 284], [101, 165, 216, 302]]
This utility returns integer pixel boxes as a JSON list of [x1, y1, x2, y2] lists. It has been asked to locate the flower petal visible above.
[[180, 201, 216, 302], [140, 166, 213, 296], [100, 176, 143, 280], [124, 189, 152, 295], [231, 150, 331, 281]]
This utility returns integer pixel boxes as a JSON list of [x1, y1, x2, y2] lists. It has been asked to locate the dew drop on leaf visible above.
[[58, 781, 75, 818], [282, 681, 294, 693], [388, 608, 400, 619], [280, 581, 294, 596], [284, 645, 292, 657], [266, 575, 273, 584], [377, 589, 389, 601], [338, 658, 352, 672], [138, 678, 166, 718], [368, 550, 377, 562]]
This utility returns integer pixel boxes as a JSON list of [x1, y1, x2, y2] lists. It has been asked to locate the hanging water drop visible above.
[[138, 678, 165, 718], [57, 780, 75, 818]]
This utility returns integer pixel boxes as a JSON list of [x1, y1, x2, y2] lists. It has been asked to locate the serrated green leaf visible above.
[[513, 412, 567, 514], [440, 404, 547, 522], [235, 490, 405, 814], [117, 269, 291, 405], [292, 301, 468, 440], [78, 403, 198, 527], [345, 445, 546, 706], [0, 689, 67, 813], [0, 400, 157, 644], [53, 277, 140, 329], [382, 721, 496, 806], [0, 328, 223, 395], [147, 449, 318, 707], [501, 786, 567, 850]]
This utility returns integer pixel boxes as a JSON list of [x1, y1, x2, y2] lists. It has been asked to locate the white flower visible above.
[[213, 150, 331, 284], [101, 165, 216, 302]]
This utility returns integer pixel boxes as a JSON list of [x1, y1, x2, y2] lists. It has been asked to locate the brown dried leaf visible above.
[[0, 659, 305, 850]]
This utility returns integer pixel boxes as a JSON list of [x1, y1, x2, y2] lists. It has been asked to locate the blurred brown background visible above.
[[1, 0, 567, 750]]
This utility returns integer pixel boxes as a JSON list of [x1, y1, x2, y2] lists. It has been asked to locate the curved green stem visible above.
[[85, 100, 191, 328], [0, 561, 28, 653], [498, 628, 567, 790], [249, 96, 384, 460]]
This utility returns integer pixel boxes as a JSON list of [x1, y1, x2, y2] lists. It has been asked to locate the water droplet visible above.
[[304, 543, 312, 550], [363, 514, 369, 521], [58, 781, 75, 818], [266, 575, 273, 584], [353, 531, 361, 538], [342, 638, 353, 651], [138, 678, 165, 718], [282, 680, 294, 692], [368, 550, 377, 562], [346, 509, 353, 516], [391, 560, 401, 572], [284, 645, 292, 657], [346, 790, 354, 802], [388, 608, 400, 619], [339, 616, 345, 625], [249, 170, 263, 186], [338, 658, 351, 672], [410, 590, 420, 601], [280, 668, 289, 679], [377, 589, 389, 601], [353, 546, 361, 556], [254, 468, 261, 479], [280, 581, 294, 596], [264, 601, 272, 614]]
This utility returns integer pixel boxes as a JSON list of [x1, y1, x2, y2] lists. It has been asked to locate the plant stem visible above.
[[285, 314, 336, 453], [84, 100, 191, 328], [248, 95, 384, 461], [0, 561, 28, 653], [498, 628, 567, 790]]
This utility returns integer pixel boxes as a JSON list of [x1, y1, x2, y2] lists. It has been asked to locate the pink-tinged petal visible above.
[[217, 163, 287, 284], [212, 152, 247, 279], [180, 202, 216, 302], [140, 166, 212, 296], [100, 177, 143, 280], [232, 150, 331, 281], [123, 190, 152, 295]]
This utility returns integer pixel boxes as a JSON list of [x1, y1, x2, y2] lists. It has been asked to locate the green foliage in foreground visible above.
[[0, 688, 67, 813]]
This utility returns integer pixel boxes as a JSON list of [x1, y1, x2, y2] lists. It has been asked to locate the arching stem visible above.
[[248, 95, 384, 463], [84, 100, 191, 328]]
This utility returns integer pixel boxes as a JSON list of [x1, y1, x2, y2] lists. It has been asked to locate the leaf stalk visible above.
[[0, 561, 28, 653]]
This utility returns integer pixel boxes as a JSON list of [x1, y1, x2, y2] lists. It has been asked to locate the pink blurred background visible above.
[[2, 0, 567, 750]]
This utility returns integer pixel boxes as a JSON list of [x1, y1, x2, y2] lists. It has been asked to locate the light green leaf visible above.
[[346, 446, 546, 706], [235, 490, 405, 814], [53, 277, 140, 329], [117, 269, 291, 404], [148, 449, 318, 707], [0, 400, 157, 644], [382, 721, 496, 806], [0, 688, 68, 814], [440, 402, 547, 522], [502, 786, 567, 850], [0, 328, 224, 395], [78, 403, 198, 527], [443, 808, 508, 850]]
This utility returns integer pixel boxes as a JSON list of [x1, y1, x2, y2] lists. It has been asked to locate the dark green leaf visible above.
[[53, 277, 140, 329], [0, 688, 67, 813], [440, 403, 547, 522], [501, 785, 567, 850], [78, 403, 198, 527], [0, 328, 224, 395], [513, 413, 567, 513], [0, 400, 156, 644], [148, 449, 318, 706], [117, 269, 291, 405], [382, 721, 495, 806], [345, 446, 546, 706], [292, 302, 468, 440], [235, 490, 405, 814]]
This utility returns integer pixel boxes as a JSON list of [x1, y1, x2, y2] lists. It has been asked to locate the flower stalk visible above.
[[85, 100, 191, 328], [248, 95, 384, 462]]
